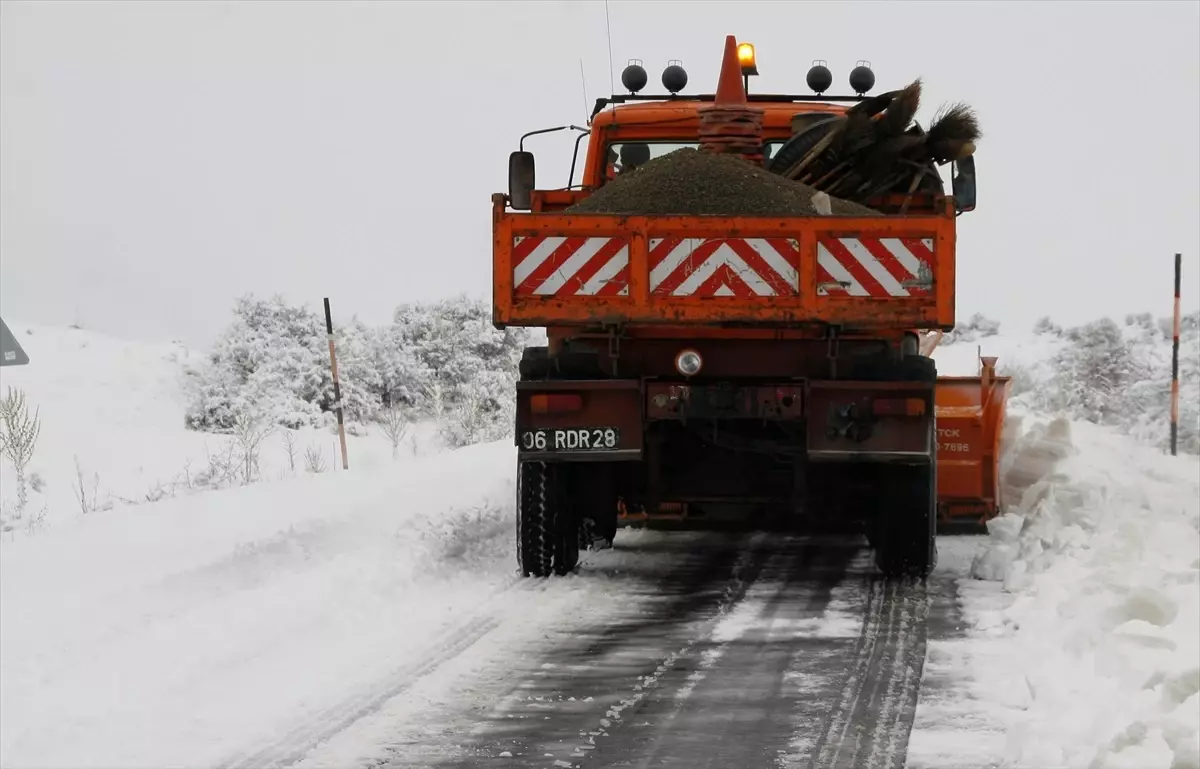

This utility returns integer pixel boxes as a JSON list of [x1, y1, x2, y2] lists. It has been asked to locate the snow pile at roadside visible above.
[[966, 417, 1200, 769], [0, 440, 520, 769]]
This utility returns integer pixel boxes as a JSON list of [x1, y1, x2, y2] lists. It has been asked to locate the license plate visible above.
[[521, 427, 621, 452]]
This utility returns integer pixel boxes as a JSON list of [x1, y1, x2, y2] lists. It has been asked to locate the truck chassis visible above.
[[514, 334, 939, 578]]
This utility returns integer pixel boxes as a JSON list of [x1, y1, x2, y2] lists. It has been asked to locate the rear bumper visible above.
[[516, 377, 934, 462]]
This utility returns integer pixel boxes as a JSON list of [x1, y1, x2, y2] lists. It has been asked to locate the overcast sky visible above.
[[2, 0, 1198, 348]]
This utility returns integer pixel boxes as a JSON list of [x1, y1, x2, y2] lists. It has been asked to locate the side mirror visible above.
[[952, 155, 976, 213], [508, 151, 536, 211]]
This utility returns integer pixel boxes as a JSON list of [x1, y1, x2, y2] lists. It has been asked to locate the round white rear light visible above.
[[675, 349, 703, 377]]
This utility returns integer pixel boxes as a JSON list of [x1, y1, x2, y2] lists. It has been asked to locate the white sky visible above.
[[2, 0, 1198, 348]]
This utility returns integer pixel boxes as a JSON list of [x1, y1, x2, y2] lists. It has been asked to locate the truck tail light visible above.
[[530, 393, 584, 415], [872, 397, 926, 417]]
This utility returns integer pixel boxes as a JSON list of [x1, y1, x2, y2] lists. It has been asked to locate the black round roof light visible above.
[[662, 59, 688, 94], [849, 60, 875, 96], [621, 59, 648, 94], [806, 60, 832, 94]]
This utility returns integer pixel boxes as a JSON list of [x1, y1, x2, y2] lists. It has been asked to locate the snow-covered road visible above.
[[290, 531, 957, 769], [4, 430, 961, 769]]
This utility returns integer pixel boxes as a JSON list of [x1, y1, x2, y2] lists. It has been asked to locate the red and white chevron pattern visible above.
[[650, 238, 800, 298], [511, 235, 935, 300], [816, 237, 935, 297], [512, 236, 630, 297]]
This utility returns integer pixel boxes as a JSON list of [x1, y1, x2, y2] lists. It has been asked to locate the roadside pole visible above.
[[324, 298, 350, 470], [1170, 254, 1181, 456]]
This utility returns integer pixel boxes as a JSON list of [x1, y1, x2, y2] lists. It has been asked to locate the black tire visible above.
[[517, 460, 580, 577], [517, 460, 553, 577], [767, 116, 842, 176], [873, 437, 938, 579]]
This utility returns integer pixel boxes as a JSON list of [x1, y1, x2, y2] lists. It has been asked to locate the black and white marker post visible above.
[[324, 297, 349, 470], [1170, 254, 1181, 457]]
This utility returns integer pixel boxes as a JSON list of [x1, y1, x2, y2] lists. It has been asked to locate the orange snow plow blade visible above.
[[935, 356, 1012, 529]]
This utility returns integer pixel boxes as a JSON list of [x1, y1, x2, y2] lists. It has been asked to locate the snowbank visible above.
[[959, 417, 1199, 769], [0, 439, 520, 769]]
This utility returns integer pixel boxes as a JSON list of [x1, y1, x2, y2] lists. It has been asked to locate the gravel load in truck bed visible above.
[[565, 148, 879, 217]]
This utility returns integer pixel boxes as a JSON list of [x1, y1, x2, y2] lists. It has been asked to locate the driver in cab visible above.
[[605, 142, 652, 181]]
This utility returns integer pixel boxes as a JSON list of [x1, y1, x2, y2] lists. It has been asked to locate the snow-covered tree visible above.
[[1047, 317, 1141, 423], [368, 322, 426, 410], [329, 317, 381, 425], [1024, 311, 1199, 455], [942, 312, 1002, 346], [184, 295, 331, 430], [185, 293, 532, 446]]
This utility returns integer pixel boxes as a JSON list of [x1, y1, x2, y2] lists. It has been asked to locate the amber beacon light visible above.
[[736, 42, 758, 75]]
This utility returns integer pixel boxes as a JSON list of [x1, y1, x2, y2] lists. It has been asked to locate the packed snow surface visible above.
[[0, 437, 525, 768]]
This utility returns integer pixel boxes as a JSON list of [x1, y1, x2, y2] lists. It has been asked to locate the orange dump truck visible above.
[[494, 37, 1010, 578]]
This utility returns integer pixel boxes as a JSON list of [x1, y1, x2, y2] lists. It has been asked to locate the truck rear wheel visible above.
[[873, 461, 937, 578], [517, 461, 579, 577]]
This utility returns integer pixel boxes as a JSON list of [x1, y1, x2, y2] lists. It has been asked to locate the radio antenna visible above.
[[579, 58, 590, 124], [604, 0, 615, 94]]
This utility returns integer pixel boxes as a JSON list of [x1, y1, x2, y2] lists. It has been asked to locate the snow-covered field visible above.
[[0, 318, 1196, 769], [1, 440, 520, 768], [0, 322, 445, 536]]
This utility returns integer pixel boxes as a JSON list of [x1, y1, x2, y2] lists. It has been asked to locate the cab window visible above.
[[603, 140, 789, 182]]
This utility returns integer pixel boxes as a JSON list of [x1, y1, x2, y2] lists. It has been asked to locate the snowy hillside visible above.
[[0, 310, 1196, 769], [0, 321, 442, 536]]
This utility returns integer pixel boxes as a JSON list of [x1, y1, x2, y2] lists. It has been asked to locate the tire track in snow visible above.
[[416, 531, 776, 768], [462, 532, 773, 766], [215, 571, 554, 769], [607, 541, 852, 769], [440, 536, 859, 769], [802, 575, 930, 769]]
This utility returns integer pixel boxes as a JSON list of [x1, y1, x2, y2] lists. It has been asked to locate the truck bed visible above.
[[491, 195, 957, 330]]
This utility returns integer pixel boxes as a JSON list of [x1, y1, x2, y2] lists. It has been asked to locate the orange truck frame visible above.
[[494, 37, 1010, 579]]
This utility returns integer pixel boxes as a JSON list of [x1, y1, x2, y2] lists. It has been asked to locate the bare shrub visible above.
[[179, 458, 196, 490], [73, 455, 100, 515], [439, 388, 490, 449], [196, 440, 239, 489], [282, 430, 298, 473], [0, 387, 42, 519], [998, 360, 1037, 398], [377, 405, 410, 460], [25, 504, 48, 535], [144, 481, 174, 503], [304, 444, 327, 474], [232, 412, 274, 484]]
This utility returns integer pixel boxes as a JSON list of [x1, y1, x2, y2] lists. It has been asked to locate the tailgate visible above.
[[492, 199, 956, 329]]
